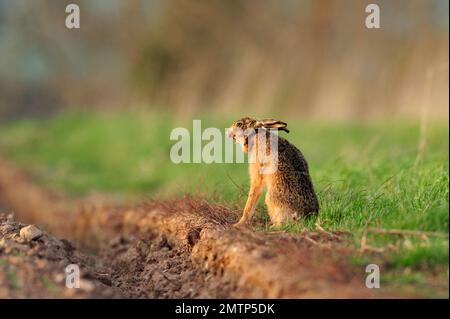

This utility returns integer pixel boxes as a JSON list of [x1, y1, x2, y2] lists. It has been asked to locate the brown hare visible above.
[[227, 117, 319, 227]]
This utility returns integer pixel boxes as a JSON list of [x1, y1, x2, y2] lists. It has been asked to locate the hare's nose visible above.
[[226, 128, 233, 138]]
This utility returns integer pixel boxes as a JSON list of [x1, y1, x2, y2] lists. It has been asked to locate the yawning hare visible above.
[[227, 117, 319, 227]]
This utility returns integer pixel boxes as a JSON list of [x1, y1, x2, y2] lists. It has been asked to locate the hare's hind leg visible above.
[[265, 195, 295, 227]]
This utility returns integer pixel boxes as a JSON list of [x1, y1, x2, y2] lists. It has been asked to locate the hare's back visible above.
[[274, 137, 319, 213], [276, 137, 310, 173]]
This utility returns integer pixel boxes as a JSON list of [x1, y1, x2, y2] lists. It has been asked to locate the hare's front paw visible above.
[[233, 219, 249, 228]]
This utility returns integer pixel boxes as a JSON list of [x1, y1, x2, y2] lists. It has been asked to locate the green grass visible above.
[[389, 243, 449, 270], [40, 275, 59, 293], [0, 110, 448, 276]]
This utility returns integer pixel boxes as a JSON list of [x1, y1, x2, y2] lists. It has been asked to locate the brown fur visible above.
[[227, 117, 319, 227]]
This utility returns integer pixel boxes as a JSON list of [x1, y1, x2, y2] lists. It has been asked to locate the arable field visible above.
[[0, 111, 448, 296]]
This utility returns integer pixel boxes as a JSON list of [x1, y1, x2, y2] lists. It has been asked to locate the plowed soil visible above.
[[0, 214, 240, 298]]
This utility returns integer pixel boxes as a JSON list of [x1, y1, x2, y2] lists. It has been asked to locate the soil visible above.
[[0, 213, 241, 298], [0, 214, 121, 298]]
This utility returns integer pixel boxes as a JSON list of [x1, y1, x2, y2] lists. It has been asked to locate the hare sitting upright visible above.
[[227, 117, 319, 227]]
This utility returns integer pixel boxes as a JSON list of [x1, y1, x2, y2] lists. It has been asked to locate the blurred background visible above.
[[0, 0, 448, 120], [0, 1, 448, 291]]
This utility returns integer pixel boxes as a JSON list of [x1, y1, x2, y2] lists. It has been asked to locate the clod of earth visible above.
[[20, 225, 43, 242]]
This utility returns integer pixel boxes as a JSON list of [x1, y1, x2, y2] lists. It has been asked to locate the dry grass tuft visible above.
[[143, 194, 239, 227]]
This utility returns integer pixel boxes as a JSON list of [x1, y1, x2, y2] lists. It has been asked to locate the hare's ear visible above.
[[259, 119, 290, 133]]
